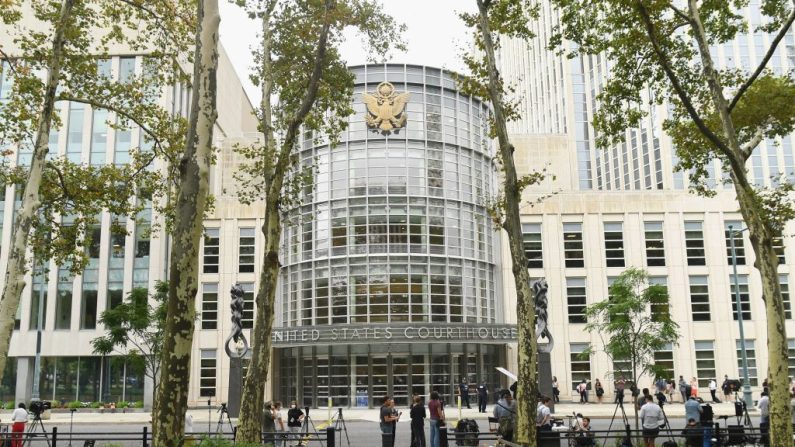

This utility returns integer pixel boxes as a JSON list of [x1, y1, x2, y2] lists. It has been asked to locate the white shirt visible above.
[[709, 380, 717, 391], [11, 408, 28, 422], [536, 403, 551, 426], [758, 396, 770, 417], [638, 402, 665, 429]]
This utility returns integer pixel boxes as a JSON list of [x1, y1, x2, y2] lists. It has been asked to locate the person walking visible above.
[[379, 396, 401, 447], [458, 378, 471, 409], [594, 379, 604, 403], [428, 391, 445, 447], [286, 401, 305, 447], [708, 379, 720, 403], [11, 403, 28, 447], [639, 395, 664, 447], [410, 394, 427, 447], [477, 380, 488, 413]]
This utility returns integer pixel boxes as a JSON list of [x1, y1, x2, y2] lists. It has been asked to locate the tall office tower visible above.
[[495, 1, 795, 397], [0, 26, 257, 407]]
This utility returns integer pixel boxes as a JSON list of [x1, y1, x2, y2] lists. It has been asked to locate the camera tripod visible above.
[[603, 399, 632, 447], [733, 391, 754, 428], [297, 407, 324, 447], [215, 403, 234, 435], [329, 408, 351, 447], [24, 412, 51, 447]]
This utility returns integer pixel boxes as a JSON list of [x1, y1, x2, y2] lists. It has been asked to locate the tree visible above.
[[91, 282, 168, 405], [0, 0, 192, 384], [151, 0, 219, 445], [458, 1, 550, 444], [231, 0, 405, 442], [549, 1, 795, 444], [583, 267, 680, 435]]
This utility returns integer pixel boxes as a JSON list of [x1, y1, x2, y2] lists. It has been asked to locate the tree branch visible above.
[[728, 7, 795, 112], [0, 48, 21, 77], [635, 2, 734, 158], [667, 4, 691, 23], [740, 119, 773, 160]]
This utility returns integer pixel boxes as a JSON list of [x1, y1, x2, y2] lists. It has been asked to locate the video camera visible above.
[[725, 379, 742, 391], [29, 400, 51, 417]]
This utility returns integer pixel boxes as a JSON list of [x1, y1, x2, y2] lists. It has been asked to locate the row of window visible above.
[[521, 220, 785, 269], [563, 273, 790, 324]]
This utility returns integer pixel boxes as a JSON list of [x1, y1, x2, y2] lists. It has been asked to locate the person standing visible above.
[[477, 380, 488, 413], [458, 378, 471, 409], [428, 391, 445, 447], [681, 419, 703, 447], [757, 391, 770, 425], [536, 396, 553, 433], [614, 377, 626, 404], [679, 376, 689, 403], [273, 401, 285, 445], [638, 395, 664, 447], [494, 390, 516, 442], [577, 380, 588, 404], [379, 396, 401, 447], [11, 403, 28, 447], [684, 396, 702, 425], [594, 379, 604, 404], [410, 394, 427, 447], [552, 376, 560, 403], [689, 377, 699, 398], [708, 379, 720, 403], [286, 401, 305, 447], [263, 401, 277, 447], [574, 417, 595, 446]]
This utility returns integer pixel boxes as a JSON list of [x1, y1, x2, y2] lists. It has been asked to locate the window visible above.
[[566, 278, 587, 324], [729, 274, 751, 320], [199, 350, 216, 397], [736, 340, 758, 386], [238, 227, 255, 273], [90, 109, 108, 165], [563, 223, 584, 268], [604, 222, 625, 267], [689, 276, 711, 322], [644, 221, 665, 266], [648, 276, 669, 321], [782, 274, 793, 320], [241, 282, 255, 329], [201, 283, 218, 330], [684, 221, 706, 266], [695, 341, 716, 388], [29, 267, 48, 330], [203, 228, 219, 273], [521, 223, 543, 268], [81, 225, 101, 330], [789, 339, 795, 377], [107, 219, 126, 311], [773, 230, 786, 264], [66, 102, 84, 163], [133, 212, 151, 288], [725, 221, 746, 266], [653, 343, 674, 380], [570, 343, 591, 390]]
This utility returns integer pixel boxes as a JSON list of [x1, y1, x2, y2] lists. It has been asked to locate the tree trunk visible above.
[[236, 4, 332, 442], [475, 1, 538, 445], [686, 3, 792, 445], [0, 0, 75, 382], [151, 1, 219, 446]]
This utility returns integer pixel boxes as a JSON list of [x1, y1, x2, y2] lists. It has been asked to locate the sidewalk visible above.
[[0, 399, 751, 425]]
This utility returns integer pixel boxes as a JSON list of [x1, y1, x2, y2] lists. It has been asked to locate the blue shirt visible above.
[[685, 399, 701, 422]]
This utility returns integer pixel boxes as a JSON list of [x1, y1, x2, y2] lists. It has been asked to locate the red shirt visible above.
[[428, 399, 442, 420]]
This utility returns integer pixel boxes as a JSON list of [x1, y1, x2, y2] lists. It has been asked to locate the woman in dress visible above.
[[690, 377, 699, 398], [594, 379, 605, 404]]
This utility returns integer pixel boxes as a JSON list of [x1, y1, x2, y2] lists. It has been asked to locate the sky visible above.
[[218, 0, 477, 104]]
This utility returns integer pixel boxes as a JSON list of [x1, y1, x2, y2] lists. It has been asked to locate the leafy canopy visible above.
[[584, 267, 680, 381]]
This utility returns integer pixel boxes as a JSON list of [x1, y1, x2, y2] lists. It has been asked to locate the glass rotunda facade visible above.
[[273, 64, 513, 409]]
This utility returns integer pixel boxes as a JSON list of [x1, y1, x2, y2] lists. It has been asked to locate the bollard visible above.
[[143, 426, 148, 447], [52, 427, 57, 447], [326, 427, 335, 447]]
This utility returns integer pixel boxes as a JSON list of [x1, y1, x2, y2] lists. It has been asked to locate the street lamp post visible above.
[[728, 224, 754, 406], [31, 260, 46, 402]]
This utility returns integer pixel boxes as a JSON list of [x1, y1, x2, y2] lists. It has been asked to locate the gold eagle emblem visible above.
[[363, 82, 410, 132]]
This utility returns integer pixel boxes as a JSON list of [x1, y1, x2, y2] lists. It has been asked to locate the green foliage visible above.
[[117, 400, 129, 409], [0, 0, 194, 271], [132, 400, 143, 409], [91, 281, 168, 395], [67, 400, 82, 409], [584, 268, 680, 382], [4, 401, 14, 409], [89, 401, 102, 409]]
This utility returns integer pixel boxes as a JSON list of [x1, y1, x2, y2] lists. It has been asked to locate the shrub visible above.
[[3, 402, 14, 410], [67, 401, 82, 409], [132, 400, 144, 408], [89, 402, 102, 409], [117, 401, 130, 409]]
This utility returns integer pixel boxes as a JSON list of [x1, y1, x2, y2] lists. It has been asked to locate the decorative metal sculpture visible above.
[[224, 283, 250, 358], [363, 82, 409, 132], [533, 279, 554, 353]]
